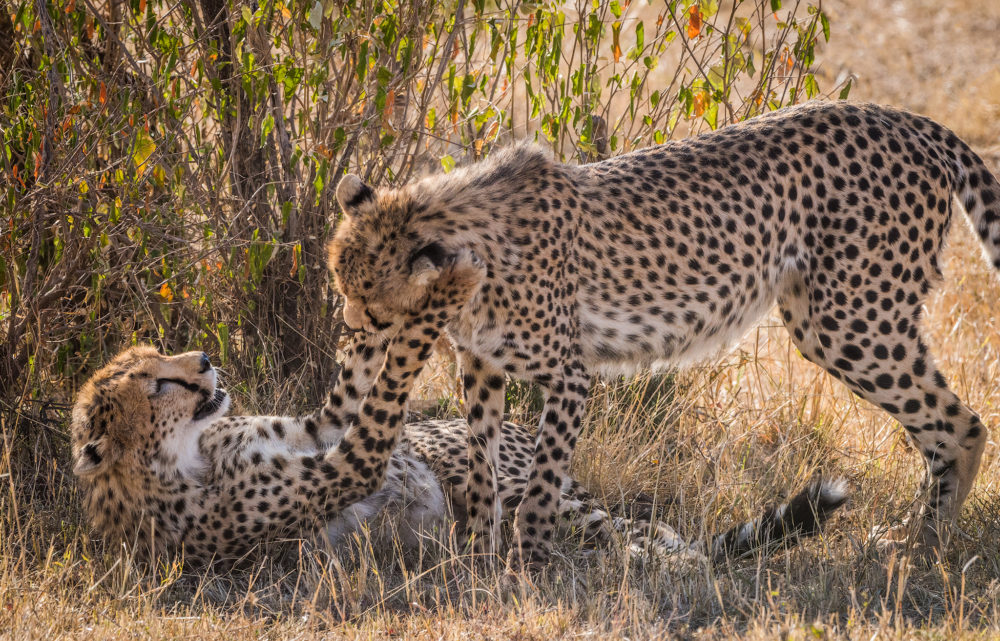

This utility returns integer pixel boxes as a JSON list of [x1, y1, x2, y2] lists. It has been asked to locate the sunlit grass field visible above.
[[4, 0, 1000, 638]]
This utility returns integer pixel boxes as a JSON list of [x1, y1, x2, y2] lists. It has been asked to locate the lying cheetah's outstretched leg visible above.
[[511, 359, 591, 567], [458, 351, 505, 555], [778, 276, 987, 549], [304, 331, 387, 448], [256, 333, 387, 453]]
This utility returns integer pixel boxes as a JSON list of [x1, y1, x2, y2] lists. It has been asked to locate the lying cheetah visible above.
[[71, 270, 846, 563], [71, 253, 484, 561], [329, 101, 999, 565]]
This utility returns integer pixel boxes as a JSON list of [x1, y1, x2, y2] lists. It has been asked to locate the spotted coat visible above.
[[329, 101, 998, 564], [71, 254, 483, 561]]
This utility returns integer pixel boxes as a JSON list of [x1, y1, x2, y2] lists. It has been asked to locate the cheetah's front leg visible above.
[[274, 332, 386, 451], [512, 362, 590, 568], [459, 351, 505, 557], [311, 331, 387, 446]]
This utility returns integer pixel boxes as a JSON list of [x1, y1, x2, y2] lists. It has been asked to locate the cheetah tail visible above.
[[950, 137, 1000, 271], [708, 477, 848, 561]]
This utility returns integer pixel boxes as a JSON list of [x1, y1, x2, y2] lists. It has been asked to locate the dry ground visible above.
[[4, 1, 1000, 639]]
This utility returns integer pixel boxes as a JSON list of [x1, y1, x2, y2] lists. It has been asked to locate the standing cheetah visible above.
[[329, 101, 998, 565]]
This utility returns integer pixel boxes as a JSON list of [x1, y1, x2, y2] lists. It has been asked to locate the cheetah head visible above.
[[71, 346, 229, 479], [328, 174, 484, 332]]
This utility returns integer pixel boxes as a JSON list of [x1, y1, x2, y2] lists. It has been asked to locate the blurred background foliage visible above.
[[0, 0, 841, 454]]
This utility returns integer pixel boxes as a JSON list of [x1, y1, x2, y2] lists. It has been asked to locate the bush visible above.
[[0, 0, 843, 453]]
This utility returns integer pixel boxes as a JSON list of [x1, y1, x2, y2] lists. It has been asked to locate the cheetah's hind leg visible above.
[[777, 275, 987, 554]]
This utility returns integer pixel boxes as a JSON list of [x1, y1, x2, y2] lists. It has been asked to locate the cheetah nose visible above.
[[199, 352, 211, 373]]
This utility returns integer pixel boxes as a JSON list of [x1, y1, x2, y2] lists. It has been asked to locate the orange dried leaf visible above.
[[693, 90, 709, 116], [612, 21, 622, 63], [384, 88, 395, 120], [485, 120, 500, 142], [159, 282, 174, 302], [687, 6, 702, 39], [99, 82, 107, 105]]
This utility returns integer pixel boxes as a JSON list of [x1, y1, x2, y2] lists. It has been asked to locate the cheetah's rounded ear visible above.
[[336, 174, 375, 215], [409, 242, 450, 287], [73, 438, 110, 477]]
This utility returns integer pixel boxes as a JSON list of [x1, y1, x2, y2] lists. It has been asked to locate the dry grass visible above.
[[5, 1, 1000, 639]]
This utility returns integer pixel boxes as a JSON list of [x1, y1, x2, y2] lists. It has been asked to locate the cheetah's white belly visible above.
[[578, 288, 780, 376]]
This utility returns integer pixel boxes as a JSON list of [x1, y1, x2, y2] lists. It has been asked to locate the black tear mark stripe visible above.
[[157, 378, 202, 393], [157, 377, 209, 402]]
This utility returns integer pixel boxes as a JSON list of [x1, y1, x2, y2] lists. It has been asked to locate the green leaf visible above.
[[634, 21, 644, 50], [356, 41, 369, 82], [610, 1, 622, 18], [217, 323, 230, 365], [704, 101, 718, 129], [820, 12, 831, 42], [261, 114, 274, 146], [461, 73, 477, 105], [803, 73, 819, 98], [770, 0, 781, 11], [838, 79, 853, 100], [440, 155, 456, 173]]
